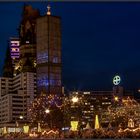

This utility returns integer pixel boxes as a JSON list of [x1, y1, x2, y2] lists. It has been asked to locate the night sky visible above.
[[0, 2, 140, 91]]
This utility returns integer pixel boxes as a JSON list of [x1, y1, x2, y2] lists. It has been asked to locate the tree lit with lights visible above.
[[102, 97, 140, 128], [28, 93, 63, 129]]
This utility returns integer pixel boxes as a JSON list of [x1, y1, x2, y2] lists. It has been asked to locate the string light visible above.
[[102, 97, 140, 127], [28, 93, 63, 127]]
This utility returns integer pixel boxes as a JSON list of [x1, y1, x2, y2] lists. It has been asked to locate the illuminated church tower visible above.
[[15, 5, 40, 74], [36, 5, 62, 95]]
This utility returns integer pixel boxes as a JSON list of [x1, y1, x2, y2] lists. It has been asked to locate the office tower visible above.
[[0, 72, 36, 128], [0, 5, 38, 129], [36, 8, 62, 95], [69, 90, 133, 127], [69, 91, 112, 127]]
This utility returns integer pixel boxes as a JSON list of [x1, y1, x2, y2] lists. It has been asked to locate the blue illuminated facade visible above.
[[37, 52, 48, 64], [36, 15, 62, 95]]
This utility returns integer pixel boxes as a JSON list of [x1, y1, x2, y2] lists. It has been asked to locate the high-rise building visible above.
[[69, 90, 134, 128], [0, 72, 36, 128], [0, 5, 38, 129], [0, 4, 63, 130], [36, 9, 62, 95], [69, 91, 112, 127]]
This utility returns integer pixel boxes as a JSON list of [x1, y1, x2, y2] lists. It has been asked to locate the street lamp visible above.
[[19, 115, 23, 120], [45, 109, 50, 114], [72, 97, 78, 103], [114, 96, 119, 102], [15, 115, 24, 133], [45, 109, 52, 129], [71, 96, 80, 132]]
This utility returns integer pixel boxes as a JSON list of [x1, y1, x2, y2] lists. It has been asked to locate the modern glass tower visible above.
[[36, 8, 62, 95]]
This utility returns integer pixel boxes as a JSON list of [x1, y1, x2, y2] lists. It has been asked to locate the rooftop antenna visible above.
[[47, 4, 51, 15]]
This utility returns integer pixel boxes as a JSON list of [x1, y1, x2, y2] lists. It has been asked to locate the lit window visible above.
[[83, 92, 90, 95], [53, 57, 58, 63], [26, 41, 30, 44]]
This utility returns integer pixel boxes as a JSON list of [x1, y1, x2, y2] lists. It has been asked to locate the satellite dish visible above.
[[113, 75, 121, 85]]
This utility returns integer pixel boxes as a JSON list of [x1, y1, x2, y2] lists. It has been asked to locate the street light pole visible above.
[[72, 97, 79, 103], [45, 109, 52, 129], [15, 115, 23, 133], [71, 96, 80, 138]]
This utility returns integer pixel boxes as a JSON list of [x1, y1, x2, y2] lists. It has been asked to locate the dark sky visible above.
[[0, 2, 140, 91]]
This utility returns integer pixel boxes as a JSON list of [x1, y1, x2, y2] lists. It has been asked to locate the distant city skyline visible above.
[[0, 2, 140, 90]]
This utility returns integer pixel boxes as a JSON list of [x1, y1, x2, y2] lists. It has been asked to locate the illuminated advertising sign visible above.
[[23, 125, 29, 134], [10, 39, 20, 60], [70, 121, 78, 131]]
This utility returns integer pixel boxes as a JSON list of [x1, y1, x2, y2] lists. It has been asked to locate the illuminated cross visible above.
[[47, 5, 51, 15]]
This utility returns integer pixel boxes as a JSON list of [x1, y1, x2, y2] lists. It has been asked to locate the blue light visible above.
[[49, 79, 61, 86], [37, 76, 49, 87], [37, 52, 48, 64], [53, 57, 58, 63], [62, 127, 70, 131]]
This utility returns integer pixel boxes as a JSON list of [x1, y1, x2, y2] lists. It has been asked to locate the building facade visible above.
[[0, 5, 63, 129], [36, 14, 62, 95], [69, 89, 133, 128], [15, 5, 40, 75], [69, 91, 112, 127], [0, 72, 36, 127]]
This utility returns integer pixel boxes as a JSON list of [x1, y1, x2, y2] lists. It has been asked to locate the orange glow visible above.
[[114, 96, 119, 101]]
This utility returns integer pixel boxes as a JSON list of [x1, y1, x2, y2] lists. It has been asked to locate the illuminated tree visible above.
[[103, 97, 140, 128], [28, 93, 63, 129], [64, 94, 85, 129]]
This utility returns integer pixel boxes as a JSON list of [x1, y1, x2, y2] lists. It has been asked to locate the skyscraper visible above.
[[36, 7, 62, 95]]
